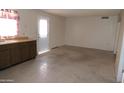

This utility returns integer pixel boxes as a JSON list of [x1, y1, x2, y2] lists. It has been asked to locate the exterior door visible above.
[[37, 18, 49, 55]]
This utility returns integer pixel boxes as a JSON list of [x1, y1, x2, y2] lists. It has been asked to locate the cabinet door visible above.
[[29, 41, 37, 59], [10, 44, 21, 65], [0, 49, 10, 69], [20, 43, 30, 62]]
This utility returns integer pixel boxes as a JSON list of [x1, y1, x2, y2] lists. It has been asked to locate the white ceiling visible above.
[[42, 9, 121, 17]]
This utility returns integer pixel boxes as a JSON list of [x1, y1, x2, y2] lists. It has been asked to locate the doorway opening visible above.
[[37, 18, 49, 55]]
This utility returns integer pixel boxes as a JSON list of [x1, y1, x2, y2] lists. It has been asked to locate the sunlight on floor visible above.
[[38, 49, 50, 55]]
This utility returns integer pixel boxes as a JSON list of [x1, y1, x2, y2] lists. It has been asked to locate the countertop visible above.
[[0, 39, 36, 45]]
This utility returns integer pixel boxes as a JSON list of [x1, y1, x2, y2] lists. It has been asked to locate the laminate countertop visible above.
[[0, 39, 36, 45]]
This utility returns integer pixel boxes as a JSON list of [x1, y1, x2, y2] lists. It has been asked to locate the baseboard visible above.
[[64, 44, 114, 54]]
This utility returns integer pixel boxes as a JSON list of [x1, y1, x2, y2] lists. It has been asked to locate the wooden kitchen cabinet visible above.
[[19, 41, 36, 61], [0, 49, 10, 69], [10, 44, 21, 65], [20, 43, 30, 62], [29, 41, 37, 59], [0, 40, 37, 70]]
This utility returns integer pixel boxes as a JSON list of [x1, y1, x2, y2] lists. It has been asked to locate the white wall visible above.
[[49, 15, 65, 48], [17, 10, 37, 39], [17, 10, 119, 52], [116, 10, 124, 82], [65, 16, 118, 51], [17, 9, 65, 49]]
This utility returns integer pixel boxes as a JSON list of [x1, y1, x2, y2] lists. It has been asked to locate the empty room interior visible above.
[[0, 9, 124, 83]]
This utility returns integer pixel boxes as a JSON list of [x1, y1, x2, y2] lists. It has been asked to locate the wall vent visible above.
[[101, 16, 109, 19]]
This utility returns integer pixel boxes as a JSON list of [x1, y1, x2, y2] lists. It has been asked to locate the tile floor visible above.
[[0, 45, 115, 83]]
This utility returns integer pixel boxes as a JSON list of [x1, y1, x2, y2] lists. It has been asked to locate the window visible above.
[[39, 19, 48, 38], [0, 18, 17, 36], [0, 9, 19, 37]]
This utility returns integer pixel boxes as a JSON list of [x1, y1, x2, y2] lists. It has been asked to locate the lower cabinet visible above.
[[0, 40, 37, 70], [0, 49, 10, 69], [19, 41, 36, 62], [10, 44, 21, 65], [29, 41, 37, 59], [20, 43, 30, 62]]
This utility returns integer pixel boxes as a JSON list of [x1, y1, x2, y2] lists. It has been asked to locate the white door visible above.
[[37, 18, 49, 55]]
